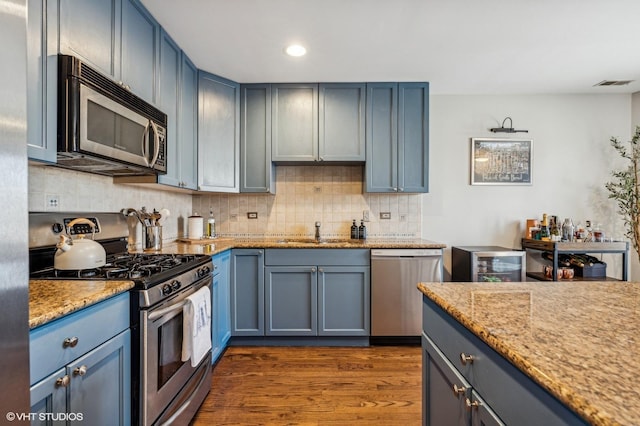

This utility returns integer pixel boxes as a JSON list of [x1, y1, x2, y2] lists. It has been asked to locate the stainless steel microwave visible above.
[[57, 54, 167, 176]]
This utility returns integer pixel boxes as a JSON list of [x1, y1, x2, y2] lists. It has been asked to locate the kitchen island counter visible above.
[[418, 280, 640, 425], [29, 279, 134, 329]]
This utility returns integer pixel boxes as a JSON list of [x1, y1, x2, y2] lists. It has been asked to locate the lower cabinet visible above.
[[422, 296, 587, 426], [230, 249, 265, 336], [212, 250, 231, 363], [264, 249, 370, 337], [30, 293, 131, 426]]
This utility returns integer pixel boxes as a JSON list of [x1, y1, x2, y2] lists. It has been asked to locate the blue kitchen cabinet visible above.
[[58, 0, 121, 80], [264, 249, 370, 337], [318, 266, 370, 336], [240, 84, 275, 193], [156, 29, 197, 190], [30, 293, 131, 425], [366, 82, 429, 193], [121, 0, 159, 102], [198, 71, 240, 192], [271, 84, 319, 162], [59, 0, 159, 101], [265, 266, 318, 336], [318, 83, 366, 162], [230, 249, 265, 336], [212, 250, 231, 363]]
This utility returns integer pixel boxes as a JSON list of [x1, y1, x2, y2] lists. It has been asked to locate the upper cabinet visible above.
[[271, 83, 365, 163], [365, 82, 429, 193], [198, 71, 240, 192], [271, 84, 318, 162], [27, 0, 57, 163], [318, 83, 366, 162], [58, 0, 158, 101], [156, 30, 197, 190], [240, 84, 275, 193], [58, 0, 121, 80], [120, 0, 159, 102]]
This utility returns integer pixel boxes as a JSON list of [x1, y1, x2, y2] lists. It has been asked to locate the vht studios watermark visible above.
[[6, 412, 84, 422]]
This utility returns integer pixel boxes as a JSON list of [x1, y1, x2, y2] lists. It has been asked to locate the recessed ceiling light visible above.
[[285, 44, 306, 57]]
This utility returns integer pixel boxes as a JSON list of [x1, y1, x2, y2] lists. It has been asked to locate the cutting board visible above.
[[177, 237, 219, 245]]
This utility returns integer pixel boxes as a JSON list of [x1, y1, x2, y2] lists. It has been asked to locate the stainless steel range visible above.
[[29, 212, 213, 426]]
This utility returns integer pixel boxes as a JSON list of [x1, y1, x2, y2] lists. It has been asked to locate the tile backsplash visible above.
[[193, 166, 422, 239], [28, 164, 422, 244]]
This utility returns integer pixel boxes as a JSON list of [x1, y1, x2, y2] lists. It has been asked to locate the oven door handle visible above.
[[148, 299, 187, 321]]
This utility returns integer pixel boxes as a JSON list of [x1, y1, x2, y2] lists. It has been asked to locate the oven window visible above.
[[87, 100, 146, 153], [157, 313, 185, 388]]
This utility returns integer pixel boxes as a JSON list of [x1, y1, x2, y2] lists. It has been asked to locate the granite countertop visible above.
[[418, 281, 640, 426], [145, 237, 446, 256], [29, 279, 134, 329]]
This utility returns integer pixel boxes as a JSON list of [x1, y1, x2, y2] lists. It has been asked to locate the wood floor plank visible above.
[[191, 345, 422, 425]]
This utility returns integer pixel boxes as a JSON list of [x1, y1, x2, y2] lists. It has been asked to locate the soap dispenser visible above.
[[351, 220, 359, 239], [358, 220, 367, 240]]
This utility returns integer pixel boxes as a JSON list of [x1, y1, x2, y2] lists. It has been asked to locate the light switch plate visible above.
[[247, 212, 258, 219], [380, 212, 391, 220]]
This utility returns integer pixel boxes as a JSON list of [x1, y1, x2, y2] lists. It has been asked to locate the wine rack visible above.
[[521, 239, 629, 281]]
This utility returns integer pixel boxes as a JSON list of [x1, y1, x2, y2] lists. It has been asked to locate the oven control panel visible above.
[[62, 217, 101, 235]]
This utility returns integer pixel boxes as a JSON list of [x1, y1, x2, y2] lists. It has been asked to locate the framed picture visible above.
[[470, 138, 533, 185]]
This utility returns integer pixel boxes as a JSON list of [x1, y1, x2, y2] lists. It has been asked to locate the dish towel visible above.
[[181, 286, 212, 367]]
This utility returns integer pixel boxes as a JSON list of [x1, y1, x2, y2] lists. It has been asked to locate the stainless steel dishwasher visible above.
[[371, 249, 443, 343]]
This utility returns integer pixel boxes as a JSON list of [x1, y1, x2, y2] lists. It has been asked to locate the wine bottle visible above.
[[540, 213, 551, 241], [350, 220, 358, 240]]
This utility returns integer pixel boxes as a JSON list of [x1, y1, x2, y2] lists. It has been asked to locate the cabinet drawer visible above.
[[265, 249, 369, 266], [30, 292, 130, 385], [422, 297, 586, 425]]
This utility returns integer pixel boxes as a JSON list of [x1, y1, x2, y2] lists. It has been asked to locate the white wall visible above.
[[424, 94, 635, 279]]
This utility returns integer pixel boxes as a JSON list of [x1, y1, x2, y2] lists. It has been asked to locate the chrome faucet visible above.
[[315, 221, 321, 242]]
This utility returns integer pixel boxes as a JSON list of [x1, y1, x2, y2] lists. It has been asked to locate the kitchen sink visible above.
[[275, 238, 330, 245]]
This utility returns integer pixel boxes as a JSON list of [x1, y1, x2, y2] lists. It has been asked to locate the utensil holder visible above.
[[143, 225, 162, 251]]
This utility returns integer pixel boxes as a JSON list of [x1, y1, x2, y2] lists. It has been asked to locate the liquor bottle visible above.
[[350, 220, 359, 240], [207, 210, 216, 238], [540, 214, 551, 241], [550, 215, 561, 241], [358, 220, 367, 240]]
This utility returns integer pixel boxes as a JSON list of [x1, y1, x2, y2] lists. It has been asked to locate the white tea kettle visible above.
[[54, 218, 107, 270]]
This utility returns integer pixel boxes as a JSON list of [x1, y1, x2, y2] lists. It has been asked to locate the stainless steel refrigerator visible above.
[[1, 0, 30, 416]]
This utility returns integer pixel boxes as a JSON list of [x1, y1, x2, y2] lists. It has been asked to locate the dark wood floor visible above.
[[191, 345, 422, 425]]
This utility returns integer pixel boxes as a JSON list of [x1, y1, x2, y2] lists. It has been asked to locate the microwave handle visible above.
[[148, 120, 160, 169], [141, 121, 151, 166], [140, 120, 161, 169]]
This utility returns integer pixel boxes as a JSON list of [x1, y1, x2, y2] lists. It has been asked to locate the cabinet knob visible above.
[[452, 384, 467, 396], [465, 398, 481, 410], [398, 188, 404, 192], [55, 375, 70, 388], [311, 267, 317, 273], [318, 268, 323, 273], [73, 365, 88, 377], [63, 337, 79, 348], [460, 352, 474, 365], [392, 187, 398, 192]]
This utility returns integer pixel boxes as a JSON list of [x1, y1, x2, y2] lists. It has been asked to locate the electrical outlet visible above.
[[230, 213, 238, 222], [363, 210, 370, 221], [45, 194, 60, 211], [380, 212, 391, 220], [247, 212, 258, 219], [400, 214, 407, 222], [313, 186, 322, 193]]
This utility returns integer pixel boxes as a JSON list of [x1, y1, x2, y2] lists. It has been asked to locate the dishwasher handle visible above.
[[371, 249, 442, 257]]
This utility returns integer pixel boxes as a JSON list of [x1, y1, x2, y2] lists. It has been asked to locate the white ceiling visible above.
[[141, 0, 640, 95]]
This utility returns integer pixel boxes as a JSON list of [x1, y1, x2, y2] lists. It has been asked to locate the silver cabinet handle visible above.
[[55, 375, 70, 388], [452, 384, 466, 396], [73, 365, 87, 376], [460, 353, 474, 365], [63, 337, 79, 348]]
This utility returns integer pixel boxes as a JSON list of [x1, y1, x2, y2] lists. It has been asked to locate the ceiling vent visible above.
[[594, 80, 634, 87]]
